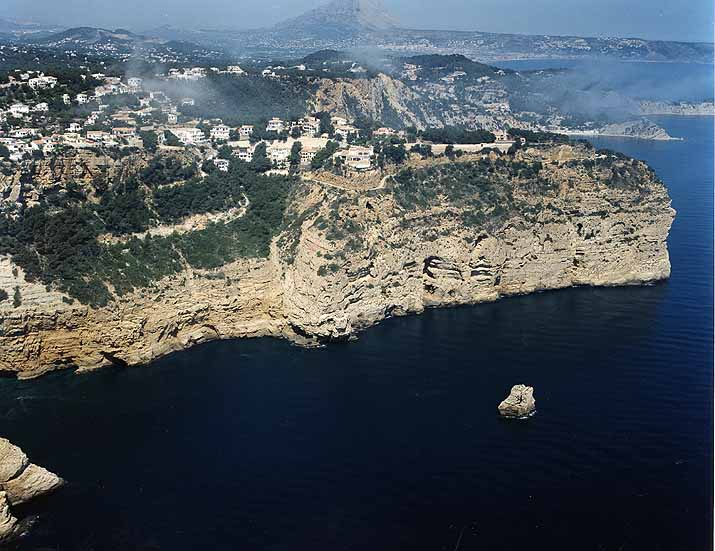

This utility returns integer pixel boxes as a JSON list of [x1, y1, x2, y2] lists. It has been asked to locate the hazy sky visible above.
[[3, 0, 714, 43]]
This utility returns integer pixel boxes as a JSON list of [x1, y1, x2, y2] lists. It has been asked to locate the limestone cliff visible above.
[[311, 75, 426, 129], [0, 144, 674, 378]]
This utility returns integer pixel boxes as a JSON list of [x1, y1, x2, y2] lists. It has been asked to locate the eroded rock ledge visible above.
[[0, 438, 64, 543], [0, 144, 675, 378]]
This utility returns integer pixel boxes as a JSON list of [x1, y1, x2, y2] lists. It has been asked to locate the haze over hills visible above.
[[5, 0, 714, 63], [143, 0, 714, 62], [0, 16, 61, 39], [33, 26, 150, 46], [274, 0, 399, 35]]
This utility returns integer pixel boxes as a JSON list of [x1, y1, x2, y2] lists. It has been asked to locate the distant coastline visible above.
[[639, 101, 715, 117]]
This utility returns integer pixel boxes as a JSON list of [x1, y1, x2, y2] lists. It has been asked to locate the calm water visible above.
[[1, 116, 712, 551]]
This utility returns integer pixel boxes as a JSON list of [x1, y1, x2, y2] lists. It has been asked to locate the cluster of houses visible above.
[[165, 64, 246, 81], [0, 71, 153, 159], [0, 64, 513, 172], [166, 116, 376, 173], [209, 137, 374, 173], [0, 63, 259, 161], [0, 67, 379, 171]]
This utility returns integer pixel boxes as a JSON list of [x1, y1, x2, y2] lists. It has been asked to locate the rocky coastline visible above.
[[639, 101, 715, 117], [0, 144, 675, 379], [555, 119, 679, 141], [0, 439, 64, 544]]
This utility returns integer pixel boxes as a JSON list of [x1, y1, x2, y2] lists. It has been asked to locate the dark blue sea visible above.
[[0, 119, 712, 550]]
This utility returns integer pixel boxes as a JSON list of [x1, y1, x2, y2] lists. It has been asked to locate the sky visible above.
[[2, 0, 714, 43]]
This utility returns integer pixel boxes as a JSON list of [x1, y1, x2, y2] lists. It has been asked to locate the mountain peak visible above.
[[275, 0, 399, 35]]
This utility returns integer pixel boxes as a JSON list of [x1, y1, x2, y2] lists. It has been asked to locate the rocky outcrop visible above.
[[0, 144, 675, 378], [0, 438, 63, 543], [0, 492, 18, 544], [311, 75, 426, 129], [595, 119, 676, 140], [4, 463, 64, 505], [498, 385, 536, 418]]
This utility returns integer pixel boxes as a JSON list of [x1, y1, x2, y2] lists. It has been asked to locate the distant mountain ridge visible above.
[[33, 27, 152, 46], [274, 0, 399, 36], [3, 2, 712, 65], [0, 16, 61, 39]]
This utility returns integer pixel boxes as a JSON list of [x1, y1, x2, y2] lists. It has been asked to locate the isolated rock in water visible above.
[[498, 385, 536, 418], [0, 492, 19, 543], [0, 438, 64, 542]]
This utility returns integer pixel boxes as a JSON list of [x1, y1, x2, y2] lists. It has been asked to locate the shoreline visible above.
[[557, 130, 683, 141], [8, 276, 673, 382]]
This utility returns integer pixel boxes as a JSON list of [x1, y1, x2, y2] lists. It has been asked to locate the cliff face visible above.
[[0, 144, 674, 378], [311, 75, 427, 129], [280, 145, 674, 339], [310, 74, 516, 131]]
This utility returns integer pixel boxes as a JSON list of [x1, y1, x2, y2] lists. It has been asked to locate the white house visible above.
[[76, 93, 89, 104], [112, 127, 137, 139], [266, 117, 285, 133], [239, 125, 254, 139], [226, 65, 245, 75], [374, 127, 396, 137], [268, 142, 291, 168], [340, 145, 374, 170], [10, 128, 37, 139], [167, 67, 207, 81], [167, 113, 178, 125], [28, 75, 57, 90], [300, 147, 320, 165], [300, 117, 321, 136], [334, 124, 358, 141], [213, 158, 230, 172], [86, 130, 111, 143], [172, 127, 208, 146], [210, 125, 231, 142], [235, 141, 254, 162], [9, 103, 30, 118]]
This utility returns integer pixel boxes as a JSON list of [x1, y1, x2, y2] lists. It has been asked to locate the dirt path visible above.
[[302, 173, 394, 192]]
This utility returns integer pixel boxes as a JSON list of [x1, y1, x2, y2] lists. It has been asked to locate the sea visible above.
[[0, 63, 713, 551]]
